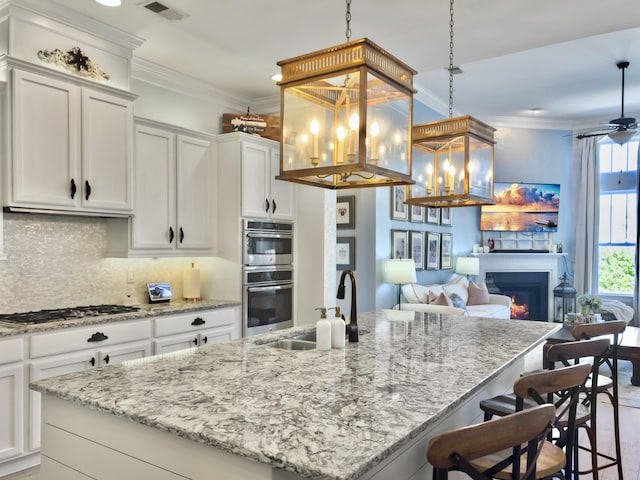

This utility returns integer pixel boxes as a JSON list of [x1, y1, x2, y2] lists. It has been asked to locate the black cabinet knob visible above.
[[89, 357, 96, 367], [179, 227, 184, 243], [70, 179, 77, 199], [169, 227, 175, 244], [265, 198, 270, 213], [272, 199, 276, 214], [202, 336, 208, 344], [192, 337, 198, 345], [85, 180, 92, 200], [103, 354, 110, 364]]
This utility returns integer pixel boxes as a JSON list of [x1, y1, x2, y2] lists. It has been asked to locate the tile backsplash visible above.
[[0, 213, 216, 312]]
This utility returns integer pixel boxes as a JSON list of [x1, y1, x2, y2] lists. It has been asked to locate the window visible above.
[[597, 139, 638, 295]]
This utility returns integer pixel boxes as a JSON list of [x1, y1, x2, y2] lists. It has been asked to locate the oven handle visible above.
[[247, 283, 293, 293], [246, 232, 292, 240]]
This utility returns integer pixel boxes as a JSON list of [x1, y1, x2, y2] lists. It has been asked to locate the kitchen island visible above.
[[30, 310, 559, 479]]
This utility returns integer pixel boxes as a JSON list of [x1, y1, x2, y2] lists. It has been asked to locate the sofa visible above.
[[398, 275, 512, 319]]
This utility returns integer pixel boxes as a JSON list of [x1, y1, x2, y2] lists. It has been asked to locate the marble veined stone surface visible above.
[[31, 310, 559, 479]]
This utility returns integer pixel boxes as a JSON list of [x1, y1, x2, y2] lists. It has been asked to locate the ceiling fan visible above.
[[576, 61, 638, 144]]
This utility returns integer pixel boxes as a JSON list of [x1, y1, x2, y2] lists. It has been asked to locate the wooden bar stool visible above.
[[427, 404, 562, 480], [569, 320, 626, 480], [480, 338, 610, 480]]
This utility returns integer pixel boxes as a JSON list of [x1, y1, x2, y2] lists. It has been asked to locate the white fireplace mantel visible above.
[[475, 253, 567, 322]]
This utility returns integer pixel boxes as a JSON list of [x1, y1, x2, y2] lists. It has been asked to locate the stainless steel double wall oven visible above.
[[242, 220, 293, 336]]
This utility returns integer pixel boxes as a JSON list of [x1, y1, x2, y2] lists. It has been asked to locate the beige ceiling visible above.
[[52, 0, 640, 131]]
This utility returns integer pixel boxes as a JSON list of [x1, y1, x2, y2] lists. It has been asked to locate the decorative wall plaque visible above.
[[37, 47, 110, 81]]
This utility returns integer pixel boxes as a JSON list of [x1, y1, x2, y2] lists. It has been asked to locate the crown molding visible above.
[[2, 0, 145, 53], [131, 57, 258, 111]]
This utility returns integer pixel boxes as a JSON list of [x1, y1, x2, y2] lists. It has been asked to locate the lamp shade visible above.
[[455, 256, 479, 276], [384, 259, 417, 284]]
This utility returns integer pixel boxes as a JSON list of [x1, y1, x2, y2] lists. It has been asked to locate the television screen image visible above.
[[480, 182, 560, 232]]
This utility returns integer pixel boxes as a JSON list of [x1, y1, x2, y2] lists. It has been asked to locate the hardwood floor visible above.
[[3, 401, 639, 479]]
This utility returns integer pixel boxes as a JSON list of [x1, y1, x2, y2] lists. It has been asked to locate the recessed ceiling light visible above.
[[95, 0, 122, 6]]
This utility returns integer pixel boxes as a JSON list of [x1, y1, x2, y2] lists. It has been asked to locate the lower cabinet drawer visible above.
[[30, 320, 151, 359], [154, 308, 235, 337], [0, 337, 24, 365]]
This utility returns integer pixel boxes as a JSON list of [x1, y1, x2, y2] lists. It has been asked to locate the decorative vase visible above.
[[580, 304, 590, 316]]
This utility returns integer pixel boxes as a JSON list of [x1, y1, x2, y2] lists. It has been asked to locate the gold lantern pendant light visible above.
[[406, 0, 496, 208], [276, 0, 417, 189]]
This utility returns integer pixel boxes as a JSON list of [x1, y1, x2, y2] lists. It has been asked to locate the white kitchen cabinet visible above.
[[8, 68, 134, 215], [114, 120, 216, 256], [28, 321, 152, 451], [153, 307, 239, 355], [237, 136, 294, 220], [0, 338, 24, 462]]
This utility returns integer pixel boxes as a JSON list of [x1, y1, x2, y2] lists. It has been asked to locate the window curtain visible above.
[[572, 137, 599, 295]]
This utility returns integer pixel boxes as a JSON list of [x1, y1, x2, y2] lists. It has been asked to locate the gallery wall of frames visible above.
[[390, 185, 453, 271]]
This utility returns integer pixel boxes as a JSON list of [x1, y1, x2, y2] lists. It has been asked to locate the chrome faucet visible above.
[[337, 269, 358, 343]]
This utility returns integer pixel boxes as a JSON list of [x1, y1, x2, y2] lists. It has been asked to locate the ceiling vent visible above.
[[140, 1, 188, 21]]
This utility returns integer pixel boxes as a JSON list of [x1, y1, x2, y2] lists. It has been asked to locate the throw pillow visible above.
[[429, 290, 453, 307], [444, 282, 469, 305], [448, 293, 467, 309], [467, 281, 490, 305]]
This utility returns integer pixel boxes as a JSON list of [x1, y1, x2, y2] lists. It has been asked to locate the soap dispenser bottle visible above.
[[315, 308, 332, 350], [329, 307, 346, 349]]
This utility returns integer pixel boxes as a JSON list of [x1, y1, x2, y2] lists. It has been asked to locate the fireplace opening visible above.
[[485, 271, 549, 321]]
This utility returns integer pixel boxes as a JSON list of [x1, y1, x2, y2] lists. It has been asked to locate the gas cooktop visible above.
[[0, 304, 141, 325]]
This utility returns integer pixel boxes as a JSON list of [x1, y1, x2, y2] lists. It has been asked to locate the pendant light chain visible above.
[[448, 0, 455, 119], [345, 0, 352, 42]]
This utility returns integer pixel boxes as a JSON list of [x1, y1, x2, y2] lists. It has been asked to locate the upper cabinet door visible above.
[[240, 141, 271, 219], [131, 125, 176, 250], [176, 135, 215, 251], [269, 147, 295, 220], [81, 89, 133, 212], [11, 69, 81, 208]]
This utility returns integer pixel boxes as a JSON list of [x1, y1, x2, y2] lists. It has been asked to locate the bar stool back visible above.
[[427, 404, 560, 480], [568, 320, 626, 479], [512, 363, 591, 480]]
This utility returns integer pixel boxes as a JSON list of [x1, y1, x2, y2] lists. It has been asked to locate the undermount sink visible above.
[[266, 339, 316, 350], [292, 331, 316, 342]]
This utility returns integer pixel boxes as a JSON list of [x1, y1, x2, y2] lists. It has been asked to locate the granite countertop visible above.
[[0, 299, 240, 337], [31, 310, 560, 479]]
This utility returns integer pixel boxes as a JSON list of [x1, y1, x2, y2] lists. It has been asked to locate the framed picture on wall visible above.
[[426, 232, 440, 270], [337, 195, 356, 229], [426, 207, 439, 224], [391, 186, 408, 221], [391, 229, 409, 259], [440, 233, 453, 269], [410, 204, 425, 223], [440, 207, 453, 226], [336, 237, 355, 270], [410, 231, 425, 270]]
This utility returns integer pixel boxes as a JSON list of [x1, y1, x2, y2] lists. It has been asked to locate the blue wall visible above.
[[336, 99, 575, 312]]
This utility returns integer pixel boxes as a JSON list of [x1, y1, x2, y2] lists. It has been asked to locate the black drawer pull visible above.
[[192, 337, 198, 345], [89, 357, 95, 366], [87, 331, 109, 342], [70, 178, 77, 199], [179, 227, 185, 243], [169, 226, 174, 244], [202, 336, 208, 345], [191, 317, 205, 326], [85, 180, 92, 200], [103, 354, 110, 364]]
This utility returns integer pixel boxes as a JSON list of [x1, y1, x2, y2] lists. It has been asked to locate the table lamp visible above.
[[455, 256, 479, 280], [384, 259, 417, 309]]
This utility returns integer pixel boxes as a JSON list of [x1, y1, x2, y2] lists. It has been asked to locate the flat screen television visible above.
[[480, 182, 560, 232]]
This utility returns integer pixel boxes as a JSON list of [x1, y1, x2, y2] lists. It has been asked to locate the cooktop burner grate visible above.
[[0, 304, 141, 325]]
